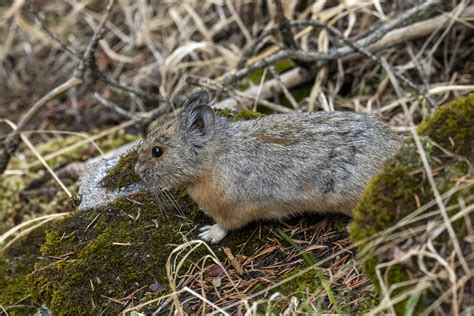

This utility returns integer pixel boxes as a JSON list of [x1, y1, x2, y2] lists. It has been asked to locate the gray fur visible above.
[[135, 90, 401, 242]]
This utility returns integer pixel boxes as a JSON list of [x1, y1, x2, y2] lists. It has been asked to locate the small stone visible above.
[[149, 283, 166, 292]]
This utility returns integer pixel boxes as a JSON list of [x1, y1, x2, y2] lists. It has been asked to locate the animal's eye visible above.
[[151, 146, 163, 158]]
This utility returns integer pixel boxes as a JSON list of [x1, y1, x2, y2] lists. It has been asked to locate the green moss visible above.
[[355, 286, 380, 315], [14, 130, 137, 172], [249, 59, 296, 84], [256, 268, 321, 314], [1, 176, 78, 235], [351, 94, 474, 314], [233, 110, 262, 121], [28, 192, 191, 315], [215, 109, 262, 121], [27, 187, 276, 314], [214, 108, 233, 118], [0, 228, 49, 315], [0, 129, 138, 314], [278, 268, 320, 299], [100, 149, 141, 190], [0, 176, 24, 233], [417, 93, 474, 157]]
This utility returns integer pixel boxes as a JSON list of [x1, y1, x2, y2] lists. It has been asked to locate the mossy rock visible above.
[[26, 133, 274, 314], [26, 131, 359, 314], [351, 93, 474, 314], [26, 147, 277, 314], [27, 188, 294, 314], [100, 148, 141, 190], [0, 130, 139, 314], [0, 228, 48, 315]]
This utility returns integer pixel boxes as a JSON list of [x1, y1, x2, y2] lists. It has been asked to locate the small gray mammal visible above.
[[135, 90, 401, 243]]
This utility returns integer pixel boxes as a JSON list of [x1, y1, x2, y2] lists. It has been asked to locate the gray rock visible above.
[[77, 141, 145, 211]]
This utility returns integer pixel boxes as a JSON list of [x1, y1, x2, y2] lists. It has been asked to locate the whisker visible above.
[[139, 173, 187, 219], [153, 185, 168, 207], [147, 180, 168, 216], [163, 189, 186, 218]]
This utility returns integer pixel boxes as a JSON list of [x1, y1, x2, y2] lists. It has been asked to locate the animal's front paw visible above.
[[198, 224, 228, 244]]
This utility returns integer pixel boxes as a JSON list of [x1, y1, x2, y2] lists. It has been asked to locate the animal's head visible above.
[[135, 90, 216, 189]]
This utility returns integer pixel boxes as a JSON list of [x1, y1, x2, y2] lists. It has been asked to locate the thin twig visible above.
[[0, 0, 117, 175], [3, 120, 72, 198], [93, 93, 143, 122], [187, 75, 292, 113], [93, 93, 172, 130], [31, 2, 166, 103], [99, 74, 166, 102], [308, 19, 436, 109], [75, 0, 116, 80], [29, 7, 82, 59], [236, 28, 277, 69], [268, 66, 299, 110], [227, 6, 472, 112], [274, 0, 297, 50], [0, 77, 82, 174]]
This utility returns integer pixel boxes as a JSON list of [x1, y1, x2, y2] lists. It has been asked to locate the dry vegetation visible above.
[[0, 0, 473, 315]]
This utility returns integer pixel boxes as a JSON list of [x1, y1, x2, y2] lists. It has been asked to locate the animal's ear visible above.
[[180, 104, 216, 142], [182, 89, 211, 112]]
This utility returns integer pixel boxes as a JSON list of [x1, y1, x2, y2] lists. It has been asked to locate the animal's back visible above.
[[206, 111, 400, 220]]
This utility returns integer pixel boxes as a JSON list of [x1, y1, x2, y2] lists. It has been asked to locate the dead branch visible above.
[[0, 77, 83, 174], [186, 75, 292, 113], [93, 93, 143, 123], [31, 1, 167, 103], [98, 74, 166, 103], [228, 0, 439, 85], [30, 9, 81, 60], [220, 4, 474, 111], [0, 0, 117, 174], [93, 93, 173, 133], [274, 0, 297, 50], [268, 66, 300, 110]]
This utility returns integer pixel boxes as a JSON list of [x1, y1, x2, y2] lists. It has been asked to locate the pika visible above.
[[135, 90, 401, 243]]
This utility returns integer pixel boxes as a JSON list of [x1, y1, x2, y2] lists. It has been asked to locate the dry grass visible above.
[[0, 0, 473, 314], [123, 217, 369, 314]]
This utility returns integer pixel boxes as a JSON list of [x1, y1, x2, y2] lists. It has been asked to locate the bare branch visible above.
[[0, 0, 117, 174], [0, 77, 82, 174], [98, 74, 166, 103], [187, 75, 292, 113], [230, 0, 439, 84], [268, 66, 300, 110], [93, 93, 173, 132], [75, 0, 116, 80], [29, 7, 81, 59], [93, 93, 143, 122], [274, 0, 297, 50]]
